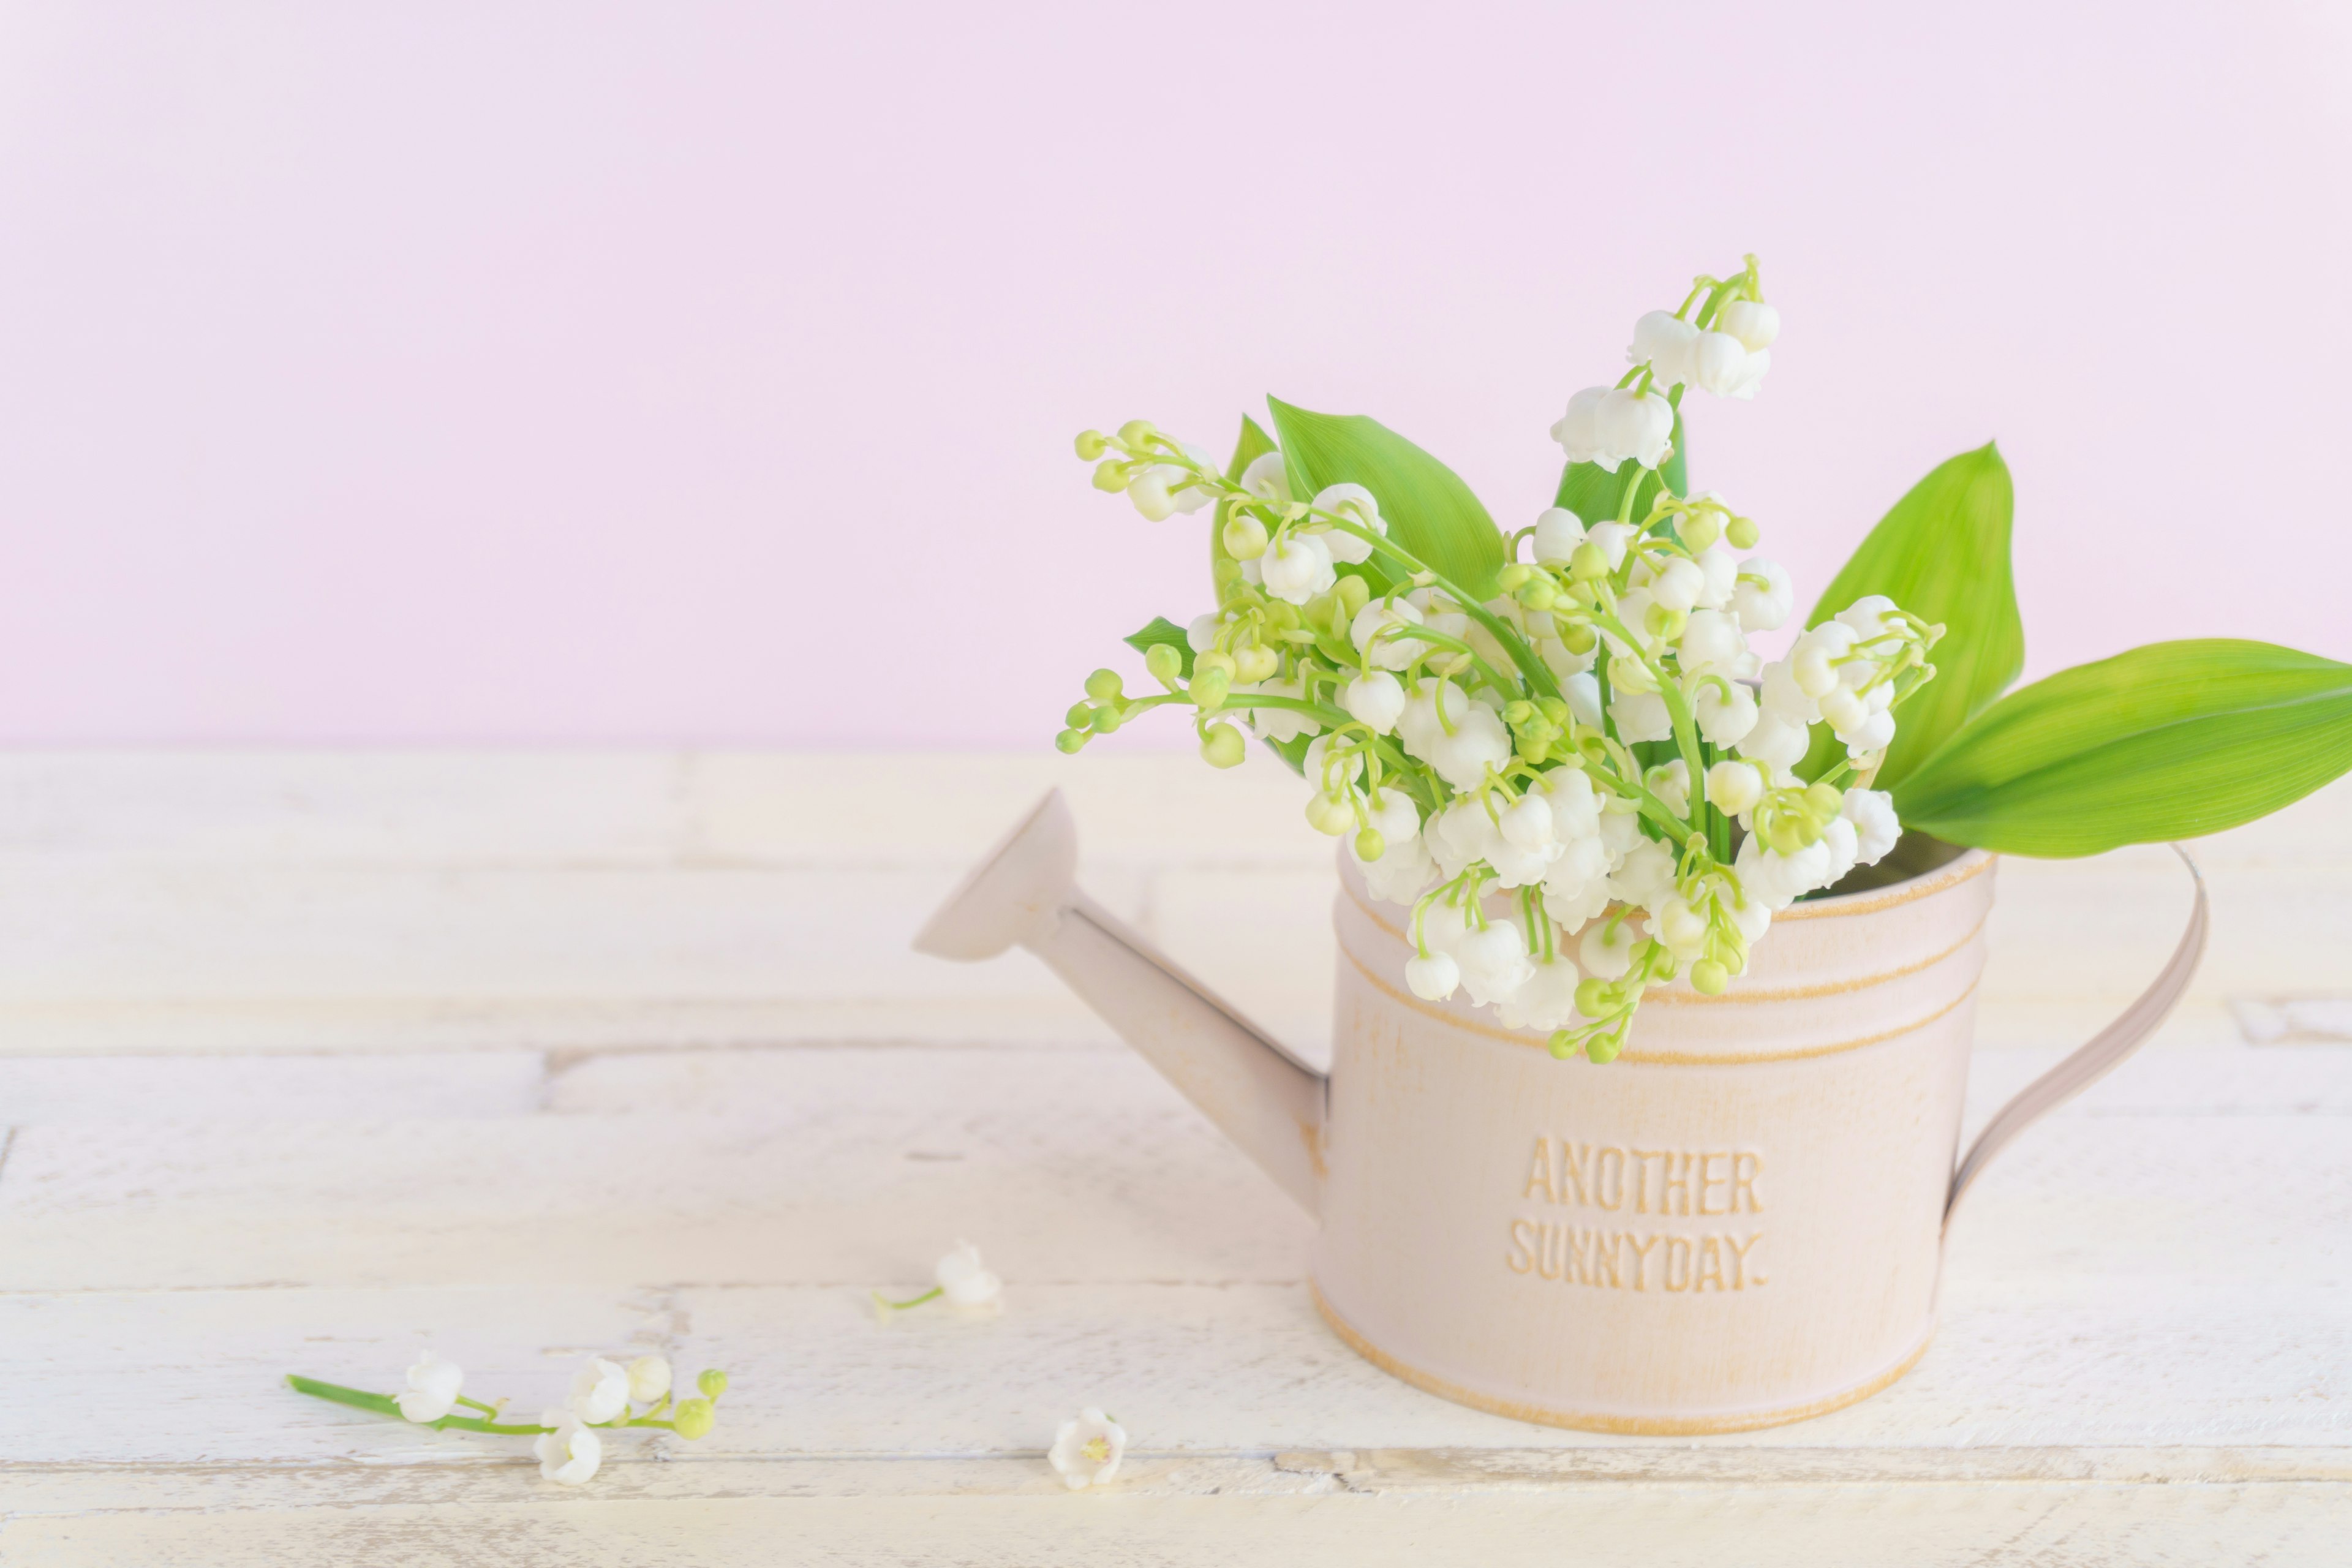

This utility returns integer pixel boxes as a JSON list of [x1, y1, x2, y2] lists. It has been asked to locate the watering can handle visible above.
[[1944, 844, 2209, 1228]]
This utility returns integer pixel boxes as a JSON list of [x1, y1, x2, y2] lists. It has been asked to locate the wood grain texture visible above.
[[0, 753, 2346, 1562]]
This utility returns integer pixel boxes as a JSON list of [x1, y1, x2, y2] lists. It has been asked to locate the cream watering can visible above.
[[916, 790, 2207, 1433]]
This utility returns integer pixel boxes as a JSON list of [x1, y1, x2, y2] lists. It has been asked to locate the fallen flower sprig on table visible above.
[[875, 1239, 1005, 1315], [288, 1351, 731, 1485]]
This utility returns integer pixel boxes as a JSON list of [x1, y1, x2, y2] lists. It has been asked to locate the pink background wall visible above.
[[1, 3, 2346, 747]]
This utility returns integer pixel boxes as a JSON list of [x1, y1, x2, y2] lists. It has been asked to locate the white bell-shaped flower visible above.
[[1564, 671, 1605, 731], [1395, 677, 1463, 759], [1679, 608, 1746, 676], [1260, 531, 1335, 605], [1533, 507, 1586, 565], [1596, 388, 1676, 472], [626, 1356, 672, 1404], [1607, 839, 1678, 913], [1405, 948, 1461, 1000], [396, 1351, 465, 1424], [1244, 676, 1321, 744], [1583, 521, 1633, 571], [1499, 793, 1554, 852], [1648, 760, 1691, 821], [1340, 670, 1406, 733], [1693, 546, 1739, 611], [1691, 331, 1752, 398], [1834, 594, 1898, 643], [937, 1240, 1003, 1308], [1536, 767, 1603, 841], [1428, 701, 1512, 790], [1722, 347, 1770, 399], [1457, 921, 1535, 1006], [1355, 794, 1434, 905], [1717, 300, 1781, 352], [1631, 309, 1701, 386], [570, 1357, 631, 1425], [1239, 450, 1289, 503], [1350, 597, 1424, 671], [534, 1410, 603, 1487], [1303, 733, 1365, 793], [1733, 558, 1793, 632], [1550, 386, 1610, 464], [1608, 689, 1672, 744], [1542, 835, 1614, 927], [1415, 894, 1474, 957], [1817, 816, 1861, 891], [1695, 680, 1760, 747], [1656, 897, 1711, 962], [1735, 709, 1810, 771], [1791, 622, 1860, 699], [1646, 556, 1706, 616], [1429, 797, 1499, 879], [1312, 484, 1386, 568], [1498, 955, 1583, 1032], [1705, 759, 1766, 817], [1186, 612, 1227, 653], [1842, 707, 1896, 756], [1578, 917, 1640, 981], [1842, 788, 1901, 864]]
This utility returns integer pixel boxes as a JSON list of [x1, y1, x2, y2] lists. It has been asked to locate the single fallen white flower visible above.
[[1049, 1407, 1128, 1491], [570, 1357, 631, 1425], [534, 1408, 603, 1486], [937, 1240, 1003, 1308], [394, 1349, 464, 1423], [627, 1355, 671, 1405]]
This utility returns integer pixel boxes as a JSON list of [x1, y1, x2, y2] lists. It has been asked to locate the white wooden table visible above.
[[0, 752, 2345, 1565]]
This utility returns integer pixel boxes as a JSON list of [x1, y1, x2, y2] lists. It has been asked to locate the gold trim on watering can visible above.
[[1311, 1281, 1935, 1434]]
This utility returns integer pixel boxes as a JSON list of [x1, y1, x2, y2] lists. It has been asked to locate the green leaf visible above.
[[1121, 616, 1194, 679], [1266, 398, 1506, 601], [1211, 415, 1279, 605], [1553, 399, 1686, 526], [1799, 443, 2022, 788], [1891, 640, 2352, 856]]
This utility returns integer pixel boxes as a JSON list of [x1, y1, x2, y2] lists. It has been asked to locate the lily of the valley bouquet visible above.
[[1058, 255, 2352, 1063]]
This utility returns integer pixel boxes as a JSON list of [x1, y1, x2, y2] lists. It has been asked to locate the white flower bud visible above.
[[1631, 309, 1700, 386], [1693, 546, 1739, 611], [1405, 949, 1461, 1000], [1497, 956, 1584, 1033], [1428, 701, 1513, 790], [1585, 521, 1634, 571], [1818, 685, 1869, 737], [1717, 299, 1781, 352], [1186, 612, 1225, 654], [1706, 759, 1765, 816], [1536, 767, 1602, 840], [1126, 472, 1175, 521], [1844, 708, 1897, 756], [1542, 835, 1613, 925], [1532, 506, 1586, 565], [1818, 815, 1860, 891], [1341, 670, 1406, 733], [1834, 594, 1898, 643]]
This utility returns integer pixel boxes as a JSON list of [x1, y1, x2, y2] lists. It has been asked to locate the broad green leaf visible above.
[[1266, 398, 1507, 601], [1122, 616, 1194, 679], [1210, 415, 1279, 605], [1891, 640, 2352, 856], [1799, 443, 2022, 788], [1553, 399, 1687, 526]]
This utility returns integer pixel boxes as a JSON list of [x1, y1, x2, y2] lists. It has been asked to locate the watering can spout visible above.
[[914, 789, 1326, 1213]]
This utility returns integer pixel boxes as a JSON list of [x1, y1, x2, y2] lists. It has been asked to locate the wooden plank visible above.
[[0, 1050, 546, 1121]]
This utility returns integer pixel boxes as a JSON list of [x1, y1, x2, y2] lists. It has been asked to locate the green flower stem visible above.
[[285, 1376, 551, 1435], [873, 1286, 943, 1310], [1384, 627, 1517, 697], [1587, 611, 1709, 832], [1321, 518, 1561, 703], [1577, 756, 1695, 842], [455, 1395, 502, 1417]]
